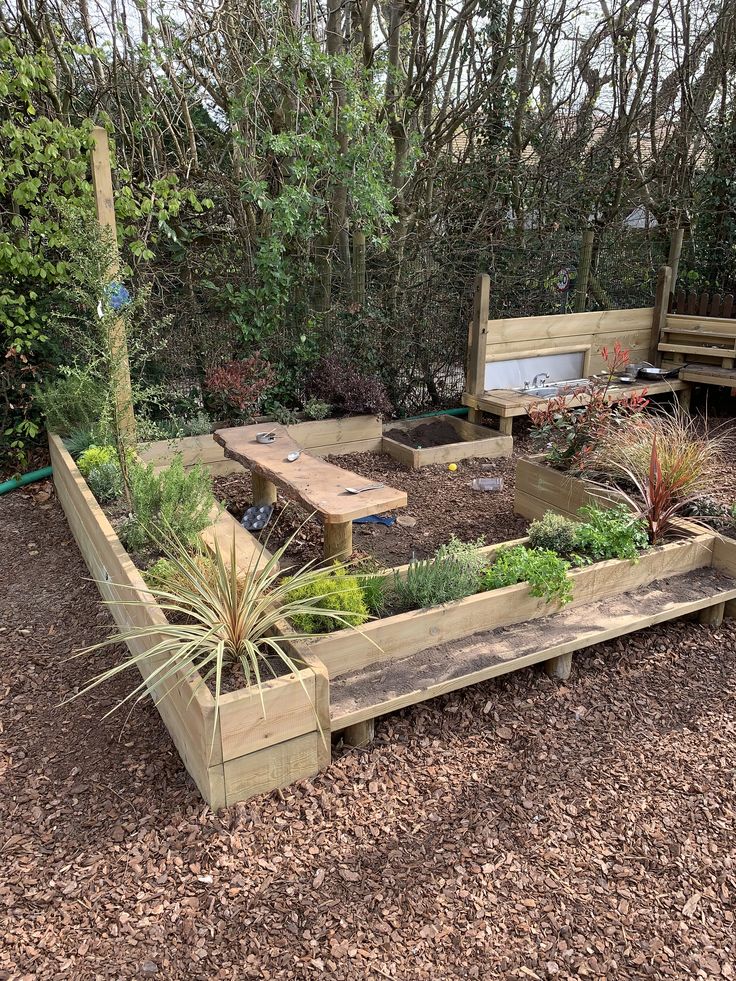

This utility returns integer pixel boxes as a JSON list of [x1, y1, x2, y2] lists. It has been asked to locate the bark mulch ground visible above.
[[2, 476, 735, 979]]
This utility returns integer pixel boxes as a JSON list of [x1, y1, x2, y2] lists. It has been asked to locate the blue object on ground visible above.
[[353, 514, 396, 526]]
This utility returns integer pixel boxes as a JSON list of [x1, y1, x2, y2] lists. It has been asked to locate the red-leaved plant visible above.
[[607, 436, 704, 544], [529, 342, 648, 471], [204, 354, 274, 420]]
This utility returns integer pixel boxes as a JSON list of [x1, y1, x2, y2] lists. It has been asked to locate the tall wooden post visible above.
[[667, 227, 685, 296], [574, 229, 594, 312], [466, 274, 490, 423], [649, 264, 672, 365], [90, 126, 136, 443]]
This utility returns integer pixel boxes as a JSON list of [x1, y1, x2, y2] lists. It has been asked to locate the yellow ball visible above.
[[448, 463, 458, 472]]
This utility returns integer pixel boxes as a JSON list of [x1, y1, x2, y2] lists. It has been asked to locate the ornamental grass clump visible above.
[[583, 408, 730, 498], [68, 528, 369, 750]]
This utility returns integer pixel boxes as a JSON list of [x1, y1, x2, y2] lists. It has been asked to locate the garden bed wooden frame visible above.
[[514, 454, 627, 522], [51, 420, 736, 807], [381, 415, 512, 468]]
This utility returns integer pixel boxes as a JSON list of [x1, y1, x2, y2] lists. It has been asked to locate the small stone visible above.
[[141, 961, 159, 976], [397, 515, 417, 528]]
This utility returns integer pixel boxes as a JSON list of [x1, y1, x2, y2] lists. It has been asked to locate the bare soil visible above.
[[384, 419, 465, 449]]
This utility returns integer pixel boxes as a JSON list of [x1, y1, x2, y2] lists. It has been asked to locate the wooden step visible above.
[[199, 506, 276, 576], [680, 364, 736, 386], [330, 568, 736, 731]]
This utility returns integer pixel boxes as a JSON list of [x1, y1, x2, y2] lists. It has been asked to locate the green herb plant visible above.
[[393, 536, 485, 611], [86, 461, 124, 503], [572, 504, 649, 562], [120, 454, 215, 551], [484, 546, 572, 605], [77, 444, 117, 477]]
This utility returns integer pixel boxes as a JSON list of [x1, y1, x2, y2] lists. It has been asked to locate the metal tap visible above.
[[532, 372, 550, 387]]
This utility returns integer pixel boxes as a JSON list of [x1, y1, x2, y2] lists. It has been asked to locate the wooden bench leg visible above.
[[545, 651, 572, 681], [699, 602, 725, 627], [252, 472, 277, 506], [498, 417, 513, 436], [724, 599, 736, 619], [467, 407, 484, 424], [324, 520, 352, 562], [342, 718, 375, 748], [676, 386, 692, 413]]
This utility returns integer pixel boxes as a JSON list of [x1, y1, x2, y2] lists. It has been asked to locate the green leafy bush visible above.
[[393, 536, 485, 611], [86, 461, 123, 503], [120, 454, 215, 551], [286, 566, 369, 634], [303, 397, 331, 421], [484, 546, 572, 605], [62, 428, 95, 458], [573, 504, 649, 562], [35, 372, 109, 438], [527, 512, 578, 557], [77, 444, 117, 477], [270, 403, 299, 425]]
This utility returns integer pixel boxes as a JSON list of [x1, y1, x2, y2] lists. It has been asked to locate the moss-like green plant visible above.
[[573, 504, 649, 562], [77, 444, 117, 477], [120, 454, 215, 551], [86, 461, 123, 503], [484, 546, 572, 605], [286, 566, 369, 634], [527, 512, 578, 557]]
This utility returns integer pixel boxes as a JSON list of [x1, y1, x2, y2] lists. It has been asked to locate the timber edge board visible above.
[[381, 415, 512, 468], [49, 432, 329, 810]]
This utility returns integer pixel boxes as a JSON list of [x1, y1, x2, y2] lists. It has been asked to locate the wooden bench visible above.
[[463, 273, 689, 434], [655, 309, 736, 390], [214, 423, 407, 561]]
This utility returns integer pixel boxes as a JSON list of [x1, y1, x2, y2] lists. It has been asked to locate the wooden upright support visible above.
[[467, 274, 490, 400], [574, 229, 594, 312], [667, 227, 685, 295], [698, 602, 725, 627], [544, 651, 572, 681], [90, 126, 136, 444], [649, 264, 672, 365]]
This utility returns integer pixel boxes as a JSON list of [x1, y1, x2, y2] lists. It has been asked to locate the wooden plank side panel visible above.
[[223, 732, 322, 805], [485, 308, 654, 349], [381, 416, 512, 467], [665, 314, 736, 336], [49, 434, 219, 798], [306, 536, 713, 678]]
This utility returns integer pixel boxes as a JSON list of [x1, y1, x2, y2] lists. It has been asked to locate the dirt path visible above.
[[1, 483, 735, 979]]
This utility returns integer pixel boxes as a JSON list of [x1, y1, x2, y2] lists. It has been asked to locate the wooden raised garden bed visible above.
[[51, 423, 736, 807], [381, 415, 512, 468], [514, 454, 627, 521]]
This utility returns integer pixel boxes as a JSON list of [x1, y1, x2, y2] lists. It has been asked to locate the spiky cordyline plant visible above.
[[602, 436, 709, 545], [66, 523, 371, 753]]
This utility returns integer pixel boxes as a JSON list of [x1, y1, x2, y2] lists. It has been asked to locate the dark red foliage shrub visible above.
[[307, 355, 393, 417], [204, 354, 274, 419]]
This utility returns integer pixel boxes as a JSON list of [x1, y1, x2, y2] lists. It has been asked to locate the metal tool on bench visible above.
[[343, 482, 386, 495]]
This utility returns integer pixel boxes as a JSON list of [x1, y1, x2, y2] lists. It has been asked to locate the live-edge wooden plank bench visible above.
[[214, 423, 408, 562]]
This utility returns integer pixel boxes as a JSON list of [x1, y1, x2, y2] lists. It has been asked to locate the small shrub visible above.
[[152, 412, 214, 440], [77, 444, 117, 477], [307, 354, 393, 418], [36, 371, 109, 436], [303, 397, 331, 421], [527, 512, 578, 557], [572, 504, 649, 562], [286, 566, 369, 634], [270, 403, 299, 426], [62, 428, 95, 458], [484, 546, 572, 605], [393, 536, 485, 611], [122, 454, 215, 551], [86, 461, 123, 503], [204, 354, 274, 419], [359, 573, 388, 617]]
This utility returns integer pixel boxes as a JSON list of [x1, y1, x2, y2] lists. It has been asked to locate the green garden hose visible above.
[[0, 466, 54, 497]]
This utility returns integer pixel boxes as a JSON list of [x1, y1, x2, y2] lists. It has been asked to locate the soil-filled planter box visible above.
[[514, 454, 627, 521], [138, 415, 384, 476], [49, 434, 329, 809], [382, 415, 512, 468], [301, 531, 732, 683]]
